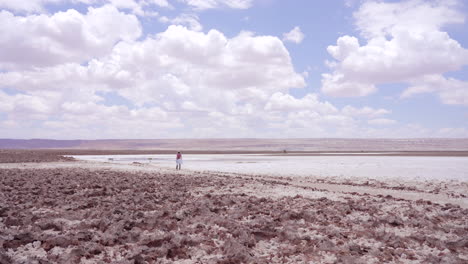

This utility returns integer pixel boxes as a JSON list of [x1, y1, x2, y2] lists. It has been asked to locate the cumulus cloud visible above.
[[341, 106, 390, 118], [354, 0, 464, 39], [368, 118, 397, 126], [92, 0, 171, 16], [1, 25, 319, 138], [104, 0, 145, 15], [283, 26, 305, 44], [0, 90, 58, 120], [265, 93, 337, 114], [181, 0, 253, 10], [402, 75, 468, 105], [8, 1, 462, 138], [89, 26, 306, 109], [0, 5, 141, 70], [6, 0, 466, 139], [0, 0, 169, 16], [0, 86, 182, 138], [0, 0, 253, 13], [0, 0, 62, 13], [321, 0, 468, 104], [321, 71, 376, 97], [436, 127, 468, 138], [44, 103, 182, 138], [0, 18, 405, 138], [159, 13, 203, 31], [149, 0, 171, 7]]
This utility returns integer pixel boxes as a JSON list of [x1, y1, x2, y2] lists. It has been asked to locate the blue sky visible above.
[[0, 0, 467, 139]]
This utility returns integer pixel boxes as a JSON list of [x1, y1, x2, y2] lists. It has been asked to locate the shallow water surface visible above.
[[70, 154, 468, 181]]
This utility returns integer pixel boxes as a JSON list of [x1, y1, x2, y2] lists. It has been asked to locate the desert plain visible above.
[[0, 146, 467, 263]]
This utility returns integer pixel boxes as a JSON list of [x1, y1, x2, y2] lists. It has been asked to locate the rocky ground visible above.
[[0, 162, 467, 263], [0, 150, 74, 163]]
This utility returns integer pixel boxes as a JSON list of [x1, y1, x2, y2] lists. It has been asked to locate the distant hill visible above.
[[0, 139, 83, 149], [1, 138, 468, 151]]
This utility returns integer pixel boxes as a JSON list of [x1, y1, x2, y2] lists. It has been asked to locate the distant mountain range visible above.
[[1, 138, 468, 151]]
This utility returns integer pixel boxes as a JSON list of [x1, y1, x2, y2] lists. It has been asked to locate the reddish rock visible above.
[[0, 165, 467, 263], [3, 232, 35, 249]]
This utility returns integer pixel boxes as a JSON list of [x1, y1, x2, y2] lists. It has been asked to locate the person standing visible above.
[[176, 151, 183, 170]]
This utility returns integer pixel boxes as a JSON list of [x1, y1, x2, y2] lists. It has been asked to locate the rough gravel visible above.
[[1, 164, 467, 263], [0, 150, 74, 163]]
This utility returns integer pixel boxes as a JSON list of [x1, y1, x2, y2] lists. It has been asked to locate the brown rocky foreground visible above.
[[0, 150, 74, 163], [0, 161, 467, 264]]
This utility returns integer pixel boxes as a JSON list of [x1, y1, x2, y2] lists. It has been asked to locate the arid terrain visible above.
[[0, 150, 467, 263], [2, 138, 468, 151]]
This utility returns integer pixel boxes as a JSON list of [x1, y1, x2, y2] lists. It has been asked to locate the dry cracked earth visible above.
[[0, 156, 467, 263]]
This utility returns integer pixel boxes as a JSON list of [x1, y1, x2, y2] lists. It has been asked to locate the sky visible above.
[[0, 0, 467, 139]]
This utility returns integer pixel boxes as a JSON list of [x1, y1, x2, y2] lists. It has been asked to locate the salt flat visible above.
[[71, 154, 468, 181]]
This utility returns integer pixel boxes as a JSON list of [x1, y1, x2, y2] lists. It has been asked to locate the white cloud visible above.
[[1, 25, 321, 138], [101, 0, 168, 16], [354, 0, 464, 39], [436, 127, 468, 138], [321, 72, 376, 97], [0, 0, 249, 15], [341, 105, 390, 118], [0, 85, 182, 138], [2, 0, 465, 139], [0, 0, 171, 16], [0, 0, 62, 13], [1, 120, 18, 128], [159, 13, 202, 31], [0, 90, 57, 120], [106, 0, 145, 15], [368, 118, 397, 126], [181, 0, 253, 10], [265, 92, 337, 114], [321, 0, 468, 103], [344, 0, 358, 8], [90, 26, 306, 109], [44, 103, 181, 138], [402, 74, 468, 105], [0, 22, 409, 139], [145, 0, 171, 8], [0, 5, 141, 70], [283, 26, 305, 44]]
